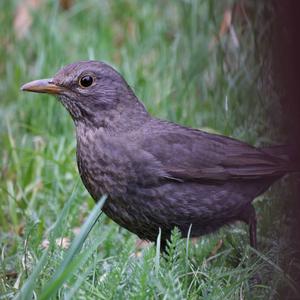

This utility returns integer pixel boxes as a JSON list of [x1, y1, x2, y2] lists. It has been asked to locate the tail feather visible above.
[[260, 145, 300, 173]]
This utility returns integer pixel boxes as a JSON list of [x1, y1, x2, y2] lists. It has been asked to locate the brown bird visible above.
[[21, 61, 294, 250]]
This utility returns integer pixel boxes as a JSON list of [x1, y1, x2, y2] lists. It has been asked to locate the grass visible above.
[[0, 0, 299, 299]]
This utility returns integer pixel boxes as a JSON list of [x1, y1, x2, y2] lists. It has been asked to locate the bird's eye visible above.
[[79, 75, 94, 88]]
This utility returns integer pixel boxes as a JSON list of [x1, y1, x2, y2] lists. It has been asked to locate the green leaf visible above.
[[39, 195, 107, 300]]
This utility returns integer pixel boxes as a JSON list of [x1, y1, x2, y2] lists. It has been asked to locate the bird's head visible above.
[[21, 61, 148, 128]]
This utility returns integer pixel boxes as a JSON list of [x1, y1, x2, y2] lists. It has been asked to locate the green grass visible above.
[[0, 0, 299, 299]]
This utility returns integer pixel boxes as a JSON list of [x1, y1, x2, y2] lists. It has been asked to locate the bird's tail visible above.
[[261, 145, 300, 173]]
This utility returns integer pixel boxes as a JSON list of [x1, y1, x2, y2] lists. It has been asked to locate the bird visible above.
[[21, 60, 295, 251]]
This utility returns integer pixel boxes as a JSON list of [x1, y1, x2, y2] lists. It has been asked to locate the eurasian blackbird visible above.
[[21, 61, 294, 250]]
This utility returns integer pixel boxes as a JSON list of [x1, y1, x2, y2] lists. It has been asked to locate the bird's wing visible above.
[[139, 121, 287, 182]]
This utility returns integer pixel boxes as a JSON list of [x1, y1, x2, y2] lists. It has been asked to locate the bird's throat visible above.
[[74, 100, 150, 133]]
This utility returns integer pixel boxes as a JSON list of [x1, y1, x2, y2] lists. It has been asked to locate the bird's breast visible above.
[[75, 128, 130, 201]]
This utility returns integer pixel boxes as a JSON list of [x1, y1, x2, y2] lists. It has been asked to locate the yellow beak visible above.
[[21, 78, 64, 95]]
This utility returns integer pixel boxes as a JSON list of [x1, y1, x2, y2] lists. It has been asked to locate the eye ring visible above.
[[79, 75, 94, 88]]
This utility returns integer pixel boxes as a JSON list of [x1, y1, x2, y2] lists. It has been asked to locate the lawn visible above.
[[0, 0, 298, 299]]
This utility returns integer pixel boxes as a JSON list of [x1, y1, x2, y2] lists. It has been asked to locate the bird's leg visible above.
[[249, 209, 257, 249], [240, 204, 261, 286], [240, 204, 257, 248]]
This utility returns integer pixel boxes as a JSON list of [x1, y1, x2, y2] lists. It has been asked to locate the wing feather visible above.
[[139, 121, 288, 182]]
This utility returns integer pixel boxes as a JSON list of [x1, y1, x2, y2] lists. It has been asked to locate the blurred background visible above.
[[0, 0, 299, 299]]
